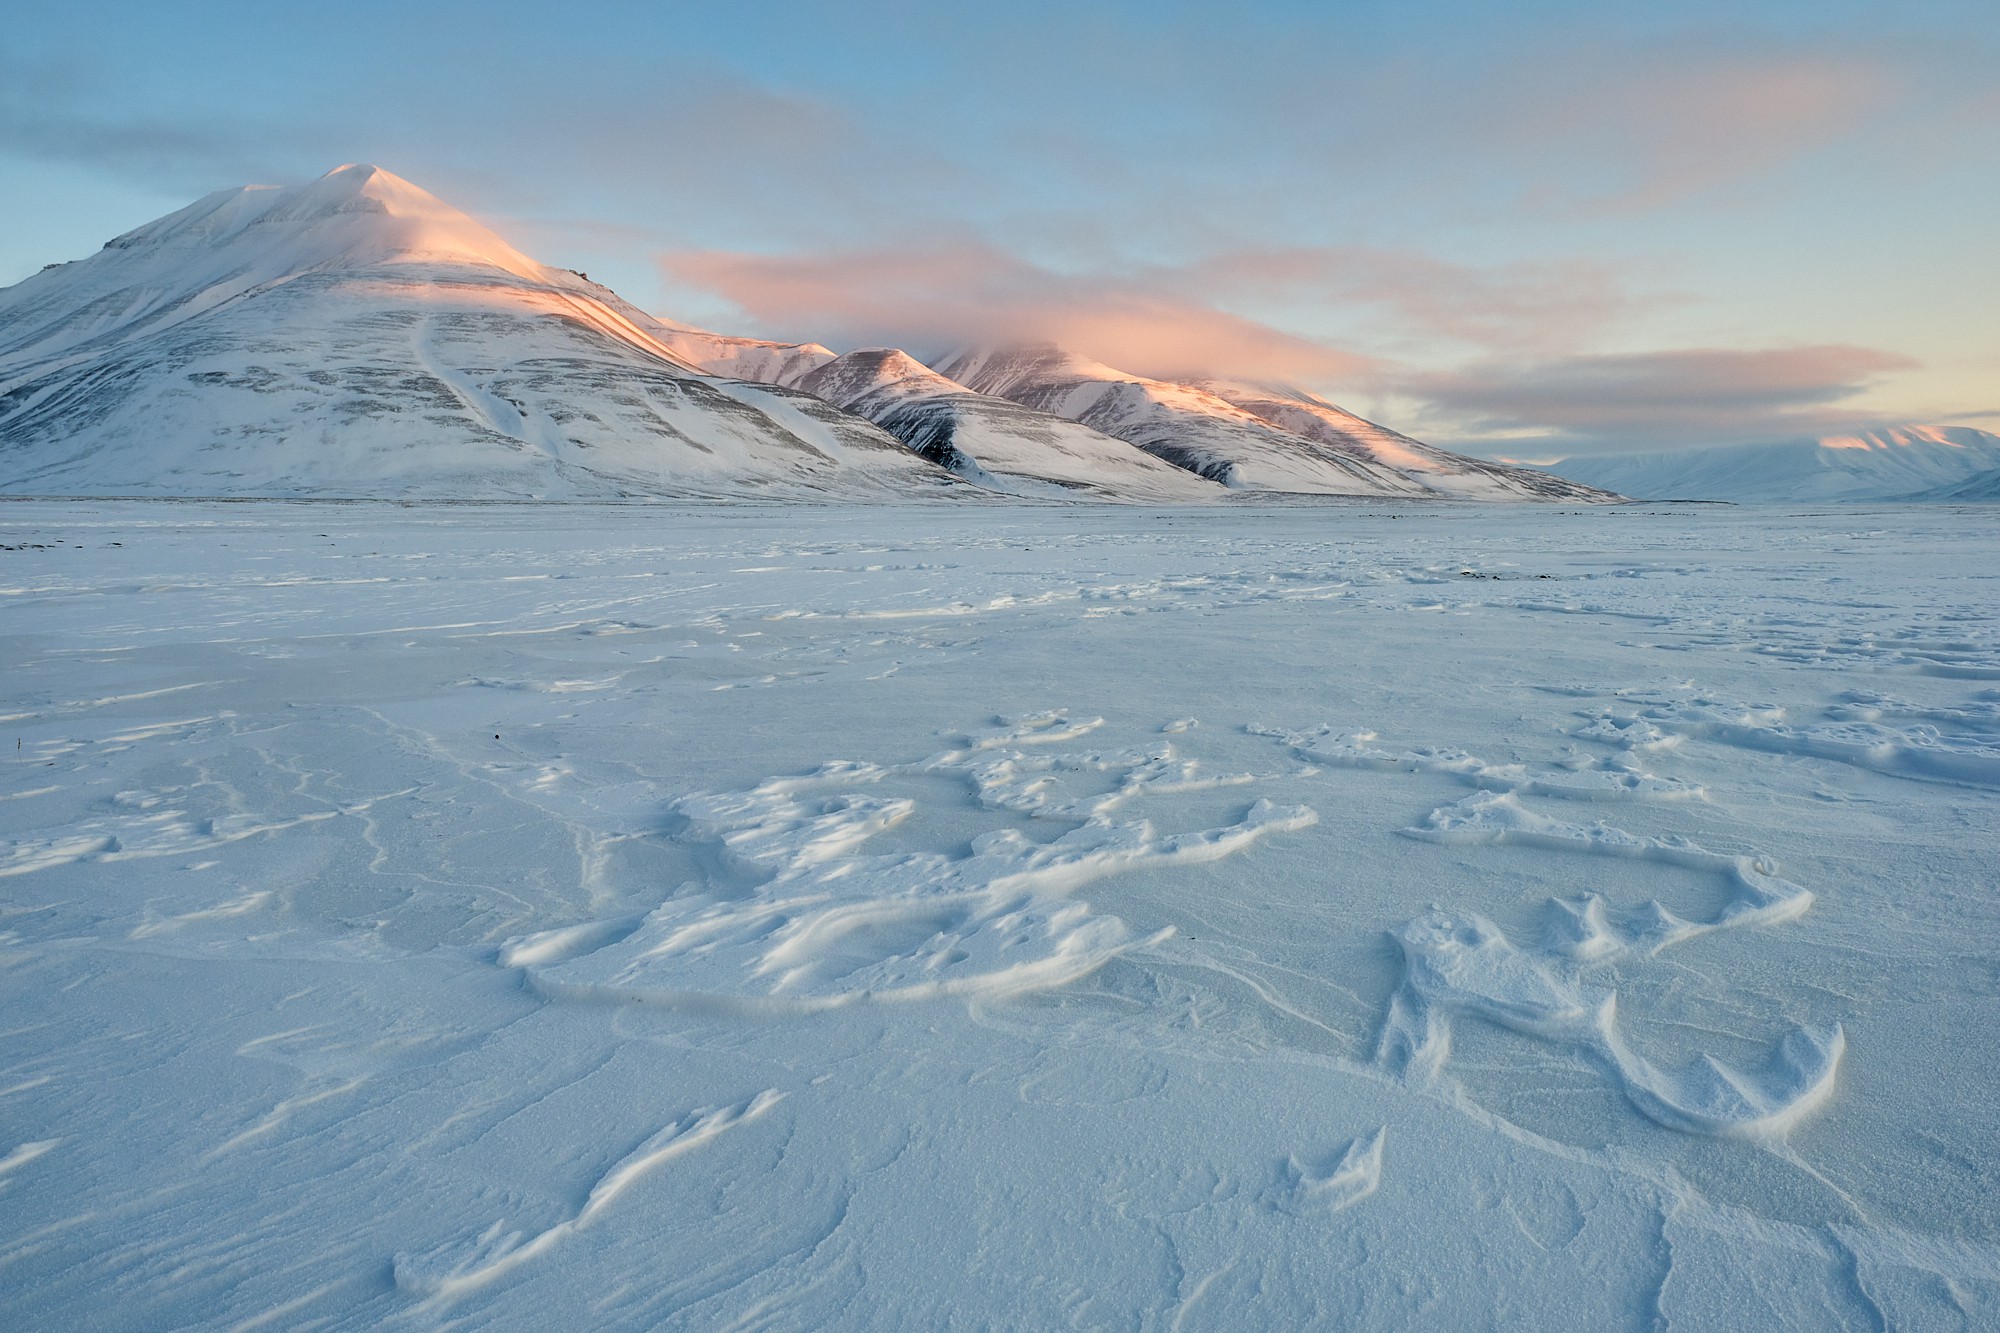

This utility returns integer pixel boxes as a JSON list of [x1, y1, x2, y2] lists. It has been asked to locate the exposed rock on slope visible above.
[[792, 348, 1228, 501]]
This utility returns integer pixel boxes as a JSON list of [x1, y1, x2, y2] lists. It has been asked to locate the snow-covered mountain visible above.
[[936, 346, 1427, 496], [1189, 379, 1620, 501], [1, 163, 1621, 505], [0, 165, 966, 500], [790, 349, 1229, 501], [644, 334, 1226, 501], [935, 346, 1617, 501], [1541, 426, 2000, 503]]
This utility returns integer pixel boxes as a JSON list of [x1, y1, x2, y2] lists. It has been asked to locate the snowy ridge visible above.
[[793, 349, 1230, 501], [1541, 425, 2000, 503], [936, 345, 1432, 496], [1571, 685, 2000, 788], [937, 345, 1617, 501], [1265, 1128, 1387, 1214], [645, 324, 838, 386], [1193, 378, 1622, 501], [0, 166, 966, 500], [394, 1091, 784, 1301]]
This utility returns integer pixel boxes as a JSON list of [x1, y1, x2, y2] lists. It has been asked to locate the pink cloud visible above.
[[1406, 344, 1921, 450], [659, 239, 1379, 384], [657, 235, 1668, 385]]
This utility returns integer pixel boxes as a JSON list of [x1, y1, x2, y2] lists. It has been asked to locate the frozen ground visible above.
[[1, 498, 1997, 1329]]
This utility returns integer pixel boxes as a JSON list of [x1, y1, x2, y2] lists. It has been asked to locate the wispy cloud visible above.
[[1405, 345, 1921, 453], [661, 237, 1938, 453]]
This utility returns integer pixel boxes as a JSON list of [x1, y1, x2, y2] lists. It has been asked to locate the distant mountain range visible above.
[[1540, 426, 2000, 503]]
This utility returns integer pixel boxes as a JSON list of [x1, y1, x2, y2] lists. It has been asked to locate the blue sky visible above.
[[3, 0, 1995, 455]]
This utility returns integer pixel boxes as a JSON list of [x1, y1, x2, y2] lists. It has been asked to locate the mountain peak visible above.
[[931, 343, 1128, 399], [837, 348, 955, 387], [295, 163, 451, 219], [94, 163, 546, 282], [0, 165, 610, 385]]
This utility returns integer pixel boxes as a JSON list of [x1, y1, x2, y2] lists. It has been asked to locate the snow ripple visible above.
[[394, 1090, 783, 1301]]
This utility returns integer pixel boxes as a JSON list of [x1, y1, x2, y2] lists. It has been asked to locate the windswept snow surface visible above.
[[2, 499, 1998, 1328], [1543, 426, 2000, 503]]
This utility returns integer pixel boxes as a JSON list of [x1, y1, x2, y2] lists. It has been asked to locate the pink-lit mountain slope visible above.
[[1188, 378, 1620, 501], [0, 166, 967, 499], [935, 346, 1618, 500], [648, 325, 838, 386], [647, 332, 1223, 501], [791, 349, 1228, 501]]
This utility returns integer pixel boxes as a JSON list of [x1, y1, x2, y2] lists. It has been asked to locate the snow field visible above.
[[0, 499, 1997, 1327]]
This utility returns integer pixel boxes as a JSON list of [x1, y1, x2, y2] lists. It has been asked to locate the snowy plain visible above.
[[1, 498, 1997, 1329]]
